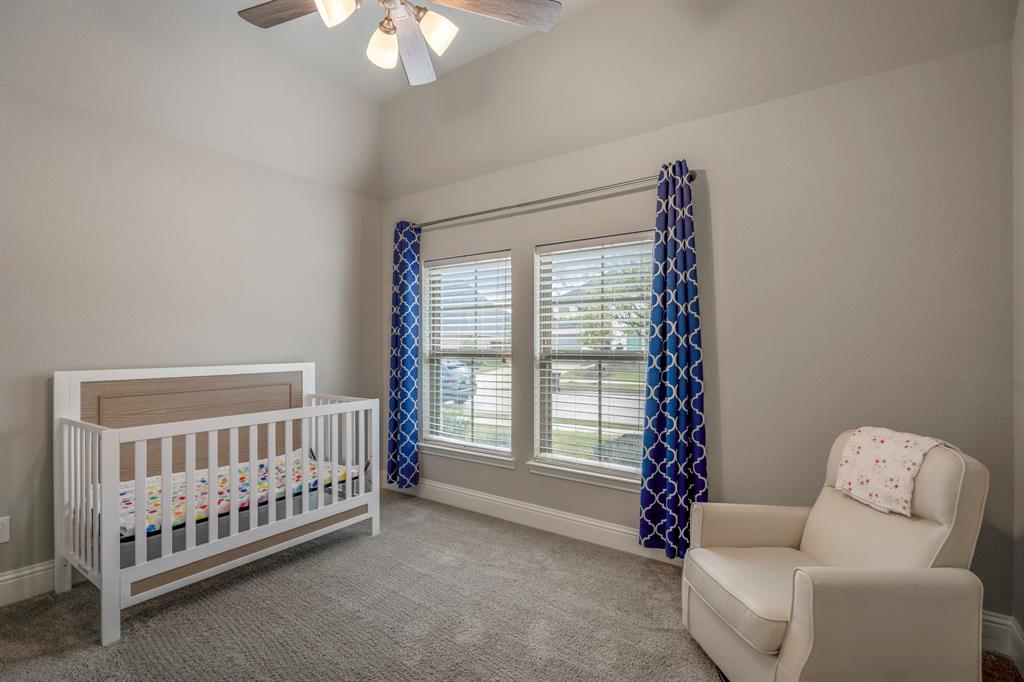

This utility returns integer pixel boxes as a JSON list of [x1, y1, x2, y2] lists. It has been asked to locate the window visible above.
[[536, 236, 652, 474], [422, 253, 512, 454]]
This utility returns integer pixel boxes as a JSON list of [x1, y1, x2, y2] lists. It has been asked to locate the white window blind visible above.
[[423, 254, 512, 452], [536, 237, 653, 472]]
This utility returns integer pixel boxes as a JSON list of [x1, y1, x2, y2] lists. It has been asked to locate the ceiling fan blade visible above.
[[238, 0, 317, 28], [392, 5, 437, 86], [428, 0, 561, 32]]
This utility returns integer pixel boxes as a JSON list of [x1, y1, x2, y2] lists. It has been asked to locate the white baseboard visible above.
[[983, 610, 1024, 674], [395, 478, 678, 564], [0, 561, 53, 607]]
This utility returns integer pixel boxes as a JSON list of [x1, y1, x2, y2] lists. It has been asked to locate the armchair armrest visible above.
[[690, 503, 811, 549], [776, 567, 982, 682]]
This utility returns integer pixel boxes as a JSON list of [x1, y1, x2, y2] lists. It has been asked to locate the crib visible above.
[[52, 363, 379, 645]]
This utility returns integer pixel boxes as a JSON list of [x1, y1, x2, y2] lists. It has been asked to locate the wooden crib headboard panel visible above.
[[54, 364, 314, 480], [80, 372, 303, 427]]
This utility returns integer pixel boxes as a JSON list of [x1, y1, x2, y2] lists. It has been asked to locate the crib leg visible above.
[[53, 556, 72, 594], [100, 584, 120, 645], [370, 487, 381, 537]]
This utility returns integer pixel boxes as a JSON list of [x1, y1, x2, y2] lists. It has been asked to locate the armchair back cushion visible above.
[[799, 431, 989, 569]]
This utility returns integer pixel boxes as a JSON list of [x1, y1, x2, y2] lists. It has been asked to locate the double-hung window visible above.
[[422, 253, 512, 454], [536, 236, 653, 475]]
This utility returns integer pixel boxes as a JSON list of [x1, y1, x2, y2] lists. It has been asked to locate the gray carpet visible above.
[[0, 491, 717, 681]]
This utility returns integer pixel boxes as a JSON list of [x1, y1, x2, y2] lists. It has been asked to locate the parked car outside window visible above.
[[440, 359, 476, 404]]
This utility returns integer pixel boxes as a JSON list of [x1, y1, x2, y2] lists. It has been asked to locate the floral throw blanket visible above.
[[835, 427, 939, 517]]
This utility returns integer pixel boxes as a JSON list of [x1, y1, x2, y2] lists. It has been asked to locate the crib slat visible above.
[[321, 411, 329, 501], [316, 415, 325, 509], [83, 429, 90, 561], [284, 421, 294, 519], [63, 424, 70, 549], [229, 427, 239, 536], [66, 425, 73, 552], [185, 433, 196, 550], [82, 429, 89, 561], [301, 418, 310, 514], [68, 429, 75, 559], [73, 428, 79, 557], [73, 427, 80, 555], [248, 425, 258, 529], [345, 412, 353, 501], [80, 431, 89, 568], [62, 424, 70, 549], [358, 410, 366, 497], [370, 402, 380, 498], [67, 421, 73, 548], [78, 431, 85, 567], [92, 432, 100, 573], [267, 422, 277, 524], [208, 431, 219, 543], [72, 428, 80, 561], [134, 440, 147, 566], [160, 437, 172, 557], [331, 414, 339, 504], [81, 431, 90, 568], [88, 433, 96, 569], [83, 432, 93, 565], [370, 403, 380, 523], [92, 432, 99, 568]]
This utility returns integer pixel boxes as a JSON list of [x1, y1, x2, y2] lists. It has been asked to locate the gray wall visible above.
[[383, 44, 1015, 612], [0, 89, 382, 575], [1014, 0, 1024, 628], [0, 0, 385, 577]]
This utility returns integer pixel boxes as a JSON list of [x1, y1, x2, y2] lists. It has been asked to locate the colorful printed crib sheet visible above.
[[118, 451, 348, 538]]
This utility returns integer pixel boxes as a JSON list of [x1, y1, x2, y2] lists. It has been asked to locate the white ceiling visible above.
[[228, 0, 592, 102]]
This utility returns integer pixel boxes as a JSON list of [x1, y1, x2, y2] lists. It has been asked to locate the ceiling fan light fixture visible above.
[[416, 7, 458, 57], [366, 17, 399, 69], [314, 0, 359, 27]]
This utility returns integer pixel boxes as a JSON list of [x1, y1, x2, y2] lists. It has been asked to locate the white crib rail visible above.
[[56, 419, 109, 586], [309, 394, 375, 501], [112, 399, 377, 567], [57, 396, 378, 571], [56, 394, 379, 645]]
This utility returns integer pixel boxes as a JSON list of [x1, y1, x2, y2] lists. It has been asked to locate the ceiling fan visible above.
[[238, 0, 562, 86]]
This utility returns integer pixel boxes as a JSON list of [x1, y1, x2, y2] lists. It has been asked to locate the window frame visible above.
[[420, 250, 515, 468], [531, 232, 653, 488]]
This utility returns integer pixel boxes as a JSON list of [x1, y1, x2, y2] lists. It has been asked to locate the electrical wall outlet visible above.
[[0, 516, 9, 544]]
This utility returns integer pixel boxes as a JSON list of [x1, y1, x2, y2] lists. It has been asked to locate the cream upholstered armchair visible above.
[[682, 431, 989, 682]]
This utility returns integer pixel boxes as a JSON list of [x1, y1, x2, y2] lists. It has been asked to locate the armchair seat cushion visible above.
[[684, 547, 821, 654]]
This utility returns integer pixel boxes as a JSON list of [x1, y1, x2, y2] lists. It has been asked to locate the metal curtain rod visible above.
[[418, 170, 697, 230]]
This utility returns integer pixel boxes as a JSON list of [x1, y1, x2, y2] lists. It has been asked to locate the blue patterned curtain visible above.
[[388, 221, 421, 488], [640, 161, 707, 559]]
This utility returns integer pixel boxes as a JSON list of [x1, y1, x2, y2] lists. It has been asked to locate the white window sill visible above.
[[420, 440, 516, 469], [527, 457, 641, 493]]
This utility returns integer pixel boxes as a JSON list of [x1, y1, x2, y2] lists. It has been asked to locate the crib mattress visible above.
[[118, 450, 347, 538]]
